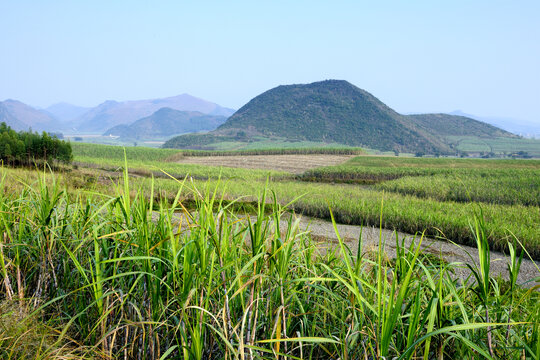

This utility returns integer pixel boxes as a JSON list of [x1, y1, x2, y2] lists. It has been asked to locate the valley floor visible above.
[[2, 145, 540, 359], [173, 153, 355, 173]]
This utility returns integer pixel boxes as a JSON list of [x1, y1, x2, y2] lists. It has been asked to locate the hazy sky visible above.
[[1, 1, 539, 123]]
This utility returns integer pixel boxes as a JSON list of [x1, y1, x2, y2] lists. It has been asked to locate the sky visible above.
[[1, 0, 539, 123]]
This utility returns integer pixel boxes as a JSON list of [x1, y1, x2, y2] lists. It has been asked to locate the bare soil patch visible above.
[[175, 154, 355, 173]]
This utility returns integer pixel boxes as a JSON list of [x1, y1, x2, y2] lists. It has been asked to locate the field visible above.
[[446, 136, 540, 157], [68, 144, 540, 257], [1, 143, 540, 359], [173, 154, 355, 173]]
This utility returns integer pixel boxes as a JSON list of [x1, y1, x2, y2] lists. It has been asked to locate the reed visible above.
[[0, 164, 538, 359]]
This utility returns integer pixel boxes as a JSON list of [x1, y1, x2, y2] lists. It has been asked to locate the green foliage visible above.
[[71, 142, 180, 161], [0, 122, 72, 165], [163, 135, 363, 151], [165, 147, 365, 157], [0, 168, 538, 359], [162, 133, 240, 149], [447, 136, 540, 157], [71, 143, 288, 181], [103, 139, 363, 157], [302, 156, 540, 206], [218, 80, 448, 153], [377, 172, 540, 206], [66, 148, 540, 259]]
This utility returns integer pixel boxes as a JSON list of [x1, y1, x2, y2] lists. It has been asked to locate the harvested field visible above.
[[175, 154, 355, 173]]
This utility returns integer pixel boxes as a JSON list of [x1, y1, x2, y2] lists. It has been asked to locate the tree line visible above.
[[0, 122, 72, 165]]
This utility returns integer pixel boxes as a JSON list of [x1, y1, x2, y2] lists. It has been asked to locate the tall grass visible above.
[[164, 147, 365, 158], [71, 142, 365, 162], [376, 172, 540, 206], [133, 177, 540, 259], [0, 165, 538, 359]]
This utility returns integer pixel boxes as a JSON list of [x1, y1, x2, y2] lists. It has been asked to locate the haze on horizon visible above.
[[0, 0, 539, 125]]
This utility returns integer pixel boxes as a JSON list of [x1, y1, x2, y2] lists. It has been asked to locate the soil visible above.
[[175, 154, 355, 174]]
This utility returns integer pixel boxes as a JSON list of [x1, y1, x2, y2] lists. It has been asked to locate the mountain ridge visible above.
[[0, 94, 235, 135], [73, 94, 235, 133], [164, 80, 517, 153], [103, 107, 227, 139], [0, 99, 60, 132]]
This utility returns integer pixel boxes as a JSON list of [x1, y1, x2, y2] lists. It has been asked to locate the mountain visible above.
[[45, 102, 91, 123], [103, 108, 227, 139], [74, 94, 235, 133], [0, 103, 26, 131], [0, 99, 59, 132], [163, 80, 516, 153]]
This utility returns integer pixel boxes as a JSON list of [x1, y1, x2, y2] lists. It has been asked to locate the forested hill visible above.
[[164, 80, 517, 153]]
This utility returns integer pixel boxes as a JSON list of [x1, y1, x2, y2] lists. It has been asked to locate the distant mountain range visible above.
[[164, 80, 517, 154], [44, 103, 92, 123], [0, 99, 59, 132], [0, 94, 235, 135], [103, 108, 227, 139], [1, 83, 536, 155], [71, 94, 235, 133]]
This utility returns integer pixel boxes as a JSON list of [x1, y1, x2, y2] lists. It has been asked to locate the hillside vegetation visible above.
[[164, 80, 517, 154]]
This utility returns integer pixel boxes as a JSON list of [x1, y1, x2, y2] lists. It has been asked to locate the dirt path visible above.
[[175, 154, 355, 174], [166, 209, 538, 286], [292, 215, 540, 287]]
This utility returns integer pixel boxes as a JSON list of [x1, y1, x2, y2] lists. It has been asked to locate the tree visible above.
[[0, 122, 72, 166]]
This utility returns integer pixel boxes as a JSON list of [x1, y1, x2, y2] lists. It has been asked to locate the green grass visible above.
[[302, 156, 540, 183], [135, 177, 540, 259], [302, 156, 540, 206], [197, 138, 361, 151], [376, 173, 540, 206], [68, 145, 540, 259], [71, 142, 181, 161], [343, 155, 540, 169], [162, 134, 364, 151], [0, 167, 538, 359], [73, 142, 364, 158], [72, 143, 289, 181], [447, 136, 540, 157]]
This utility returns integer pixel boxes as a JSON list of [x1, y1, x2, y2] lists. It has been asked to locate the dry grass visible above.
[[175, 154, 355, 173]]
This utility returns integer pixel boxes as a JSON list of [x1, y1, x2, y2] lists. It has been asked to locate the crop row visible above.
[[0, 169, 538, 359], [127, 177, 540, 260], [376, 173, 540, 207], [344, 155, 540, 169], [73, 155, 288, 182], [72, 142, 365, 160], [71, 142, 180, 161]]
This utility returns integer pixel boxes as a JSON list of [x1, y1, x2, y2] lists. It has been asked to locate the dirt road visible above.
[[223, 212, 537, 287], [290, 214, 540, 287]]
